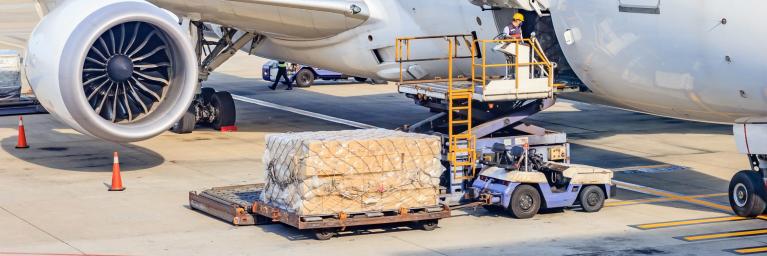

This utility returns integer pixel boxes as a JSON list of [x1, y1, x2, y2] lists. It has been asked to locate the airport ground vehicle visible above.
[[189, 184, 450, 240], [262, 60, 369, 87], [393, 35, 617, 211], [469, 143, 615, 218]]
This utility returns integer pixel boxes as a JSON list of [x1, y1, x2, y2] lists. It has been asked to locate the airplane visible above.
[[19, 0, 767, 217]]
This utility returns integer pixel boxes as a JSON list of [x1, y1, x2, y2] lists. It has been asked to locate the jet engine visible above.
[[25, 0, 198, 142]]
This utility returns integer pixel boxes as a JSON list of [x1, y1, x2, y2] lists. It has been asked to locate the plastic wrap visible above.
[[0, 52, 21, 102], [261, 129, 443, 215]]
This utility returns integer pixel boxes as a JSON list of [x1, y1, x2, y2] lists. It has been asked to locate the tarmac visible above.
[[1, 50, 765, 256]]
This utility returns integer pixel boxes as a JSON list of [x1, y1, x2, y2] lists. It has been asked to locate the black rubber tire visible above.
[[295, 69, 315, 87], [200, 87, 216, 104], [314, 229, 337, 240], [419, 220, 439, 231], [730, 170, 767, 217], [171, 108, 196, 134], [354, 77, 368, 82], [579, 185, 606, 213], [210, 91, 236, 130], [508, 185, 541, 219]]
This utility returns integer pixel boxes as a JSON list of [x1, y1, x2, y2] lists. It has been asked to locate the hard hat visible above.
[[513, 13, 525, 22]]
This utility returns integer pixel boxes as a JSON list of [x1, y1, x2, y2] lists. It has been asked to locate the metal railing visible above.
[[472, 38, 554, 93], [395, 34, 476, 85], [396, 36, 553, 93]]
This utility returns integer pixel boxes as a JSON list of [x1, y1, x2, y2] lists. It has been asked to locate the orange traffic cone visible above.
[[15, 116, 29, 149], [109, 152, 126, 191]]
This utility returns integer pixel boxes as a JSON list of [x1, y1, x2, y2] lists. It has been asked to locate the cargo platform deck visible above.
[[189, 184, 451, 240]]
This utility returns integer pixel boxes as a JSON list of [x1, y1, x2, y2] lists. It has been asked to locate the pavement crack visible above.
[[0, 206, 86, 255]]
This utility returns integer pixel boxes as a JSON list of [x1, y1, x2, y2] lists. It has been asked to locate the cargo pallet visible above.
[[189, 183, 451, 240]]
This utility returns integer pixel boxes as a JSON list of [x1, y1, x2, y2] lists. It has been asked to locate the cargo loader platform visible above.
[[189, 183, 451, 240]]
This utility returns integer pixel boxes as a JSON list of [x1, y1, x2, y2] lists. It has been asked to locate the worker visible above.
[[503, 13, 525, 40], [495, 13, 525, 79], [269, 61, 293, 90]]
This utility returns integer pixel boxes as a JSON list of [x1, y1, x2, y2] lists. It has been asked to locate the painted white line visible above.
[[231, 94, 381, 129]]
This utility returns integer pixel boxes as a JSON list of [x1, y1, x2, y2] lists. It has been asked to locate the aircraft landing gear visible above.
[[172, 87, 236, 134], [729, 170, 766, 217], [171, 21, 259, 134], [730, 119, 767, 217]]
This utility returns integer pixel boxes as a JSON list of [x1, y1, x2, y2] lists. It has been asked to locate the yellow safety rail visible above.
[[396, 35, 477, 180], [472, 38, 554, 94], [394, 36, 555, 180]]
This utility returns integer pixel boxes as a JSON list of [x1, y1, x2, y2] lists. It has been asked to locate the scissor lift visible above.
[[396, 35, 573, 205]]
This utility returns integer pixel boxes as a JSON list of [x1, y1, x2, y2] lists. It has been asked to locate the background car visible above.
[[262, 60, 369, 87]]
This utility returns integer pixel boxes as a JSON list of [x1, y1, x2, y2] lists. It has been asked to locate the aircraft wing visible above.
[[149, 0, 371, 40]]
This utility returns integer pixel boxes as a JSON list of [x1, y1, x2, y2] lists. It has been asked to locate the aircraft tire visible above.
[[730, 170, 767, 217], [210, 91, 236, 130], [171, 107, 196, 134]]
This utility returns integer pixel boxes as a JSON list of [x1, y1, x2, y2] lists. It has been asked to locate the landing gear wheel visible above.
[[418, 220, 439, 231], [210, 91, 236, 130], [295, 69, 315, 87], [200, 87, 216, 104], [579, 185, 605, 213], [354, 77, 368, 83], [313, 229, 337, 240], [508, 185, 541, 219], [171, 108, 195, 134], [729, 170, 767, 217]]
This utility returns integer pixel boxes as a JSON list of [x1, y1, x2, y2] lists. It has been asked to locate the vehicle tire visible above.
[[314, 229, 337, 240], [579, 185, 606, 213], [200, 87, 215, 104], [354, 77, 368, 83], [171, 108, 196, 134], [418, 220, 439, 231], [295, 69, 315, 87], [730, 170, 767, 217], [508, 185, 541, 219], [210, 91, 236, 130]]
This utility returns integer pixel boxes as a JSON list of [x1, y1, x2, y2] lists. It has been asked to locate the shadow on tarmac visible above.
[[1, 128, 164, 172]]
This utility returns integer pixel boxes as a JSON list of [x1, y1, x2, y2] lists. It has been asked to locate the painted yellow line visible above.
[[634, 215, 767, 230], [682, 228, 767, 241], [733, 246, 767, 254], [635, 216, 747, 230], [606, 193, 727, 207]]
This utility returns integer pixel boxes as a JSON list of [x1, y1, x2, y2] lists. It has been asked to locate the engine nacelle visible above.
[[26, 0, 198, 142]]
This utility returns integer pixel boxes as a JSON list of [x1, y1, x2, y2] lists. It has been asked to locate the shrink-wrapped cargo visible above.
[[261, 129, 443, 215]]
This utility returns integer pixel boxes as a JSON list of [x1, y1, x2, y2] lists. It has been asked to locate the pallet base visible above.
[[189, 184, 451, 239]]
